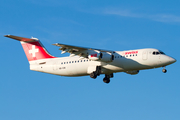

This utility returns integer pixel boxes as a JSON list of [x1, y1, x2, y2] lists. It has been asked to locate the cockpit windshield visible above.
[[152, 51, 165, 55], [159, 51, 165, 54]]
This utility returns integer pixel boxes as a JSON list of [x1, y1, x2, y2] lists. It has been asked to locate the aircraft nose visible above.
[[169, 57, 176, 64]]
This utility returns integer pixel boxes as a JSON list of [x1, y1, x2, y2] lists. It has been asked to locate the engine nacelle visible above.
[[88, 53, 101, 61], [100, 52, 114, 62], [125, 70, 139, 75], [88, 52, 114, 62]]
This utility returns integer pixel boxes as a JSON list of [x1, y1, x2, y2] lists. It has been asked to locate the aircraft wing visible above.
[[52, 43, 114, 57]]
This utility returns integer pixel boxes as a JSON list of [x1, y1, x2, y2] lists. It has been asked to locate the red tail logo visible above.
[[4, 35, 56, 61], [21, 41, 55, 61]]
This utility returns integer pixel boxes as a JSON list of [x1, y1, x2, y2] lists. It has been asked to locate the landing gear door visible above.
[[142, 51, 148, 60]]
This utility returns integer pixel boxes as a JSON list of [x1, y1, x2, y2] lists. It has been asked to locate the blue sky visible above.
[[0, 0, 179, 120]]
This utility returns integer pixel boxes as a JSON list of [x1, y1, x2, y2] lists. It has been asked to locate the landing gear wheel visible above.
[[103, 78, 110, 84], [162, 69, 167, 73], [90, 72, 97, 79]]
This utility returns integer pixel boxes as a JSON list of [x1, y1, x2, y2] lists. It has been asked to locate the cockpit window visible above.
[[159, 51, 165, 55], [152, 51, 166, 55], [153, 51, 159, 55]]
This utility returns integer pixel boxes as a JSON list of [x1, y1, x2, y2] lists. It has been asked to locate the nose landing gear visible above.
[[162, 67, 167, 73]]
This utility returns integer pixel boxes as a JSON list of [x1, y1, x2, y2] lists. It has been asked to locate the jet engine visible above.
[[88, 53, 101, 61], [125, 70, 139, 75], [100, 52, 114, 62], [88, 52, 114, 62]]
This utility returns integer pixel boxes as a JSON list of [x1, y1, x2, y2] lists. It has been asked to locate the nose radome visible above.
[[169, 57, 176, 64]]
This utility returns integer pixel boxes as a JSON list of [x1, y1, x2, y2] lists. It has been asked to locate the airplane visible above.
[[4, 35, 176, 84]]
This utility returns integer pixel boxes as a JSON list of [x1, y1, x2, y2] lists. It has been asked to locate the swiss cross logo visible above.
[[29, 45, 39, 57]]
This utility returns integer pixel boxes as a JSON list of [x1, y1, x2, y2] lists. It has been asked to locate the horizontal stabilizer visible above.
[[4, 35, 37, 42]]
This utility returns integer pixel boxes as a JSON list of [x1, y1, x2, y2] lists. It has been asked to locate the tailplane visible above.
[[5, 35, 56, 61]]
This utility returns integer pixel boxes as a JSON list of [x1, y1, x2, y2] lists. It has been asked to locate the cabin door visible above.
[[142, 51, 148, 60]]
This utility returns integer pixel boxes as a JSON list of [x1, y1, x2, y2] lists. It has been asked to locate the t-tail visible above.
[[4, 35, 56, 62]]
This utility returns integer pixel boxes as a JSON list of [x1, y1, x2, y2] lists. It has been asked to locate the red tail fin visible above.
[[5, 35, 56, 61]]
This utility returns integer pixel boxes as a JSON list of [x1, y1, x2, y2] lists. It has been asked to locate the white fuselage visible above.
[[29, 48, 176, 76], [5, 34, 176, 83]]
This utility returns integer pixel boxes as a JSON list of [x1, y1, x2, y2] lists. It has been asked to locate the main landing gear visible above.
[[103, 73, 113, 84], [162, 66, 167, 73], [90, 66, 101, 79], [90, 66, 113, 84]]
